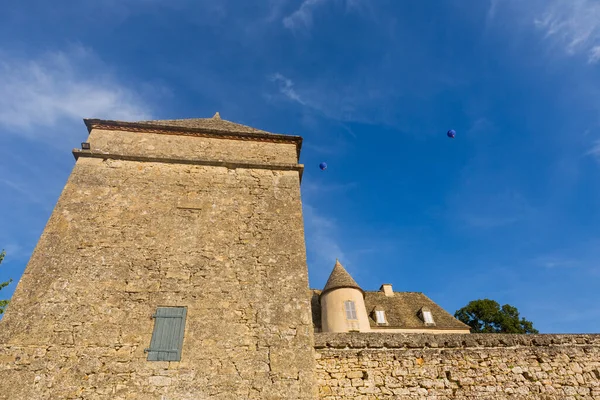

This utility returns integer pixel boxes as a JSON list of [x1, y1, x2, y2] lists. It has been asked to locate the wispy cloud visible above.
[[283, 0, 327, 31], [532, 0, 600, 63], [587, 140, 600, 159], [533, 256, 578, 269], [531, 239, 600, 274], [487, 0, 600, 64], [303, 203, 347, 282], [267, 72, 380, 127], [282, 0, 363, 32], [268, 72, 339, 119], [0, 46, 153, 134], [270, 73, 307, 105], [589, 46, 600, 63]]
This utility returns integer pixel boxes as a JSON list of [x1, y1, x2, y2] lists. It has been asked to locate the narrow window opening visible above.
[[344, 300, 357, 320]]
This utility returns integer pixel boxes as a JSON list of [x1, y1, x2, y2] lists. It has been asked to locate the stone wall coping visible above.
[[72, 149, 305, 181], [314, 332, 600, 349]]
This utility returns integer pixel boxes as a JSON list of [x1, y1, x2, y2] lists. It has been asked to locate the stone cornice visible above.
[[83, 119, 304, 161], [72, 149, 304, 182]]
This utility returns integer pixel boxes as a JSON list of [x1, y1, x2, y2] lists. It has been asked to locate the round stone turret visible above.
[[320, 260, 371, 333]]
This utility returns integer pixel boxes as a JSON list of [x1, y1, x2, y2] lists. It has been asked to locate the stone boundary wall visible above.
[[314, 333, 600, 399]]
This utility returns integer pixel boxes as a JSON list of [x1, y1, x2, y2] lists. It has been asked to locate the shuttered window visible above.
[[344, 300, 357, 320], [145, 307, 187, 361], [375, 310, 386, 324]]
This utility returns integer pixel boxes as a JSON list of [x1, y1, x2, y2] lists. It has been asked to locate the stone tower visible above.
[[319, 260, 370, 333], [0, 114, 317, 399]]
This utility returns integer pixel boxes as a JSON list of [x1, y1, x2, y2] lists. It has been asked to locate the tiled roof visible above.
[[311, 289, 471, 331], [136, 112, 273, 135], [321, 260, 363, 297]]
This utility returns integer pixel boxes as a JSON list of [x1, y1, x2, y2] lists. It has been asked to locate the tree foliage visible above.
[[454, 298, 538, 334], [0, 250, 12, 315]]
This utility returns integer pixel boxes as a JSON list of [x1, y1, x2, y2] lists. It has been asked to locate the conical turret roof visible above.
[[320, 259, 364, 298]]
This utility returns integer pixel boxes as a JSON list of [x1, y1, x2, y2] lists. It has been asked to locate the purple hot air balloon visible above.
[[447, 129, 456, 138], [319, 162, 328, 171]]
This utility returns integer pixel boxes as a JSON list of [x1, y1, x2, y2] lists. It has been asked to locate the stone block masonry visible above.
[[2, 118, 600, 400], [315, 333, 600, 399], [0, 125, 317, 399]]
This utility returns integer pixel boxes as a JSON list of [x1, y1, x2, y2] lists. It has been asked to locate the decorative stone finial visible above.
[[212, 112, 221, 120]]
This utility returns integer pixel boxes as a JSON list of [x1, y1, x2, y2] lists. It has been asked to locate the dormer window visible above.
[[423, 310, 434, 324], [419, 307, 436, 326], [344, 300, 357, 320], [375, 310, 386, 324]]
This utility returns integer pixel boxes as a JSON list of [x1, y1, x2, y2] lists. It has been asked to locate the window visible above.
[[344, 300, 357, 320], [423, 310, 434, 325], [375, 310, 386, 324], [145, 307, 187, 361]]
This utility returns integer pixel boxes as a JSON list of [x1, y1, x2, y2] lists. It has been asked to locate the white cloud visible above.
[[589, 46, 600, 64], [270, 73, 307, 105], [282, 0, 363, 32], [532, 0, 600, 63], [588, 140, 600, 159], [283, 0, 327, 31], [267, 72, 378, 127], [0, 46, 153, 134], [487, 0, 600, 63]]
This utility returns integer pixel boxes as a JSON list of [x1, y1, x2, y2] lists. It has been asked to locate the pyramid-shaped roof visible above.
[[321, 260, 364, 297], [83, 113, 304, 161], [136, 112, 273, 135]]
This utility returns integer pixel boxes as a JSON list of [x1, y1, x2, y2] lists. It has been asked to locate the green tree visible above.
[[0, 250, 12, 315], [454, 298, 539, 334]]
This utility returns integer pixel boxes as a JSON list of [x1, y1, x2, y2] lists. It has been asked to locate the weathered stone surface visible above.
[[315, 333, 600, 399], [2, 120, 600, 400], [315, 332, 600, 349], [0, 125, 316, 399], [88, 128, 299, 165]]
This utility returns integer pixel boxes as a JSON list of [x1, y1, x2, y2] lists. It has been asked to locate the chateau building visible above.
[[313, 260, 470, 334], [0, 114, 598, 400]]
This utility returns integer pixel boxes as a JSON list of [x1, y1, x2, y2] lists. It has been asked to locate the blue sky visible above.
[[1, 0, 599, 333]]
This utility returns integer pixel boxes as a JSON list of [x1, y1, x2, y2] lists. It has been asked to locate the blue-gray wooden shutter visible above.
[[145, 307, 187, 361]]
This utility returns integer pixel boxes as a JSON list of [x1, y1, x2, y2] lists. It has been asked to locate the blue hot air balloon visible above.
[[447, 129, 456, 138], [319, 162, 328, 171]]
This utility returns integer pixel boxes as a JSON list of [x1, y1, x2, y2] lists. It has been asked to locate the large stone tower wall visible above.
[[0, 123, 316, 399]]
